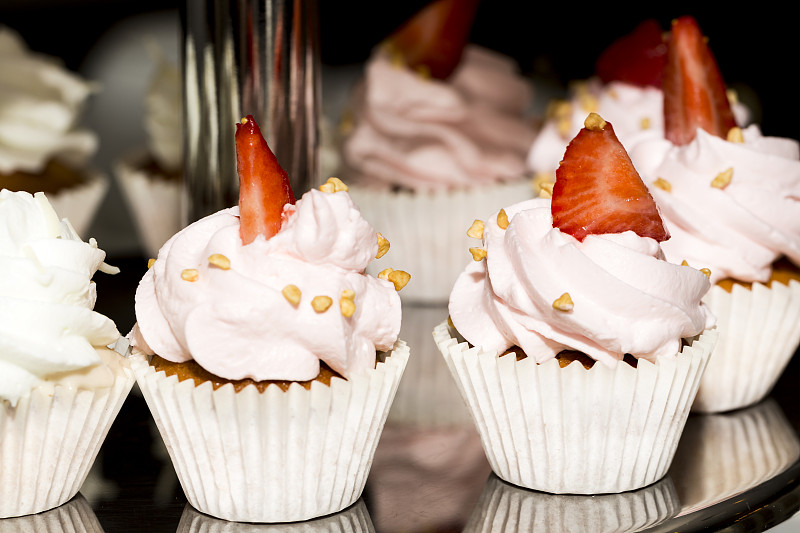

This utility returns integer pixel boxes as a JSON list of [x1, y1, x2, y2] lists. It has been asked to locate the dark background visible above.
[[1, 1, 794, 138]]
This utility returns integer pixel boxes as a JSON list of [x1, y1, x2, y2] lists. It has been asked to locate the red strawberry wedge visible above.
[[663, 16, 736, 146], [235, 115, 295, 245], [386, 0, 479, 80], [595, 19, 668, 88], [552, 113, 670, 242]]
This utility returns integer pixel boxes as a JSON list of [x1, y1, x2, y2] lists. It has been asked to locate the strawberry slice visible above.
[[235, 115, 295, 245], [663, 16, 736, 146], [552, 113, 670, 242], [595, 19, 667, 88], [385, 0, 479, 80]]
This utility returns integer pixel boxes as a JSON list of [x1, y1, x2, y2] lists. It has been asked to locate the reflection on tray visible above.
[[463, 473, 680, 533], [670, 398, 800, 515], [0, 494, 103, 533], [176, 498, 374, 532]]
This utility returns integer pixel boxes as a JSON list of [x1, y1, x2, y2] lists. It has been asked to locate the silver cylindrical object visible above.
[[182, 0, 320, 225]]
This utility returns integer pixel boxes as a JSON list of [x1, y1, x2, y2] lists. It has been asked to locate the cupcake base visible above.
[[433, 321, 717, 494], [130, 341, 409, 523]]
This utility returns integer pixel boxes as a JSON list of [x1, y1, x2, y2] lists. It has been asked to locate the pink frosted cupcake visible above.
[[436, 113, 717, 494], [129, 116, 409, 522]]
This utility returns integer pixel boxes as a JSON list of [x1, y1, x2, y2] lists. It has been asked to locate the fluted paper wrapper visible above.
[[114, 151, 183, 258], [387, 304, 472, 427], [0, 494, 103, 533], [130, 341, 409, 523], [176, 499, 375, 532], [433, 322, 717, 494], [693, 280, 800, 413], [47, 169, 109, 239], [464, 474, 680, 533], [348, 179, 532, 304], [671, 399, 800, 515], [0, 361, 135, 518]]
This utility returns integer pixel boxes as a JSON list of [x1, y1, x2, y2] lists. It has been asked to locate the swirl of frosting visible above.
[[342, 45, 535, 191], [0, 189, 120, 405], [448, 198, 714, 367], [144, 44, 181, 172], [132, 188, 402, 382], [0, 27, 97, 174], [628, 126, 800, 283]]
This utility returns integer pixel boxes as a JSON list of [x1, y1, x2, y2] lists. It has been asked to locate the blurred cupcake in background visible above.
[[0, 26, 108, 238], [341, 0, 537, 303], [115, 41, 183, 258]]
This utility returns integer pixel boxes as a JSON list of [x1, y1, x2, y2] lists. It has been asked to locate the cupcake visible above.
[[527, 19, 751, 191], [129, 116, 409, 522], [341, 0, 536, 303], [115, 42, 183, 258], [0, 189, 134, 518], [0, 26, 108, 238], [627, 16, 800, 413], [435, 113, 717, 494]]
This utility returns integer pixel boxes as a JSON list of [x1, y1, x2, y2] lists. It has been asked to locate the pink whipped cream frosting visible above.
[[448, 198, 715, 367], [342, 45, 535, 191], [629, 125, 800, 284], [131, 188, 402, 381]]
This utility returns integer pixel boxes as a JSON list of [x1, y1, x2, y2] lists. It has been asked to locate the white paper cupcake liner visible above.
[[671, 399, 800, 515], [693, 280, 800, 413], [177, 498, 374, 532], [47, 169, 109, 239], [464, 473, 680, 533], [0, 494, 103, 533], [348, 179, 532, 304], [114, 150, 183, 258], [433, 321, 718, 494], [387, 303, 472, 428], [0, 359, 135, 518], [130, 341, 409, 523]]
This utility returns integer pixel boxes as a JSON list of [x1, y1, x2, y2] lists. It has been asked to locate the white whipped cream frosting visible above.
[[0, 189, 120, 405], [144, 46, 181, 172], [448, 198, 714, 367], [526, 79, 751, 177], [0, 26, 97, 174], [629, 126, 800, 283], [131, 188, 402, 381], [342, 45, 535, 191]]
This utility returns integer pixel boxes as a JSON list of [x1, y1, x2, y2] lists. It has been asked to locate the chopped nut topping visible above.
[[584, 113, 606, 131], [148, 258, 156, 269], [320, 177, 349, 193], [538, 181, 554, 199], [727, 88, 739, 106], [240, 116, 249, 124], [711, 168, 733, 189], [376, 233, 390, 259], [547, 100, 571, 120], [311, 295, 333, 312], [653, 178, 672, 192], [578, 93, 598, 113], [282, 284, 302, 305], [681, 260, 690, 266], [727, 127, 744, 143], [378, 268, 411, 291], [608, 89, 619, 100], [467, 220, 485, 239], [640, 117, 651, 130], [557, 117, 572, 137], [181, 269, 199, 282], [469, 247, 487, 261], [552, 293, 574, 312], [497, 209, 509, 230], [341, 289, 355, 300], [340, 297, 356, 317], [700, 268, 712, 278], [532, 172, 555, 198], [208, 253, 231, 270], [447, 315, 455, 329]]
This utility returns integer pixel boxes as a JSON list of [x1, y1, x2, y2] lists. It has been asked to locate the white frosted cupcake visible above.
[[464, 473, 680, 533], [129, 118, 409, 522], [627, 17, 800, 413], [0, 26, 108, 238], [341, 1, 536, 304], [115, 43, 183, 258], [0, 190, 134, 518], [437, 114, 717, 494]]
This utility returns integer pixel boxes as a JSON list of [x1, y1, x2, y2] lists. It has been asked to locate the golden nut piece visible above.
[[727, 127, 744, 143], [378, 268, 411, 291], [147, 258, 156, 269], [181, 269, 199, 282], [320, 177, 349, 193], [208, 253, 231, 270], [584, 112, 606, 131], [467, 219, 485, 239], [496, 209, 509, 230], [640, 117, 651, 130], [538, 181, 554, 199], [711, 168, 733, 189], [376, 233, 390, 259], [700, 268, 712, 278], [282, 284, 302, 306], [469, 247, 487, 261], [340, 297, 356, 317], [311, 295, 333, 313], [552, 292, 574, 312], [653, 178, 672, 193]]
